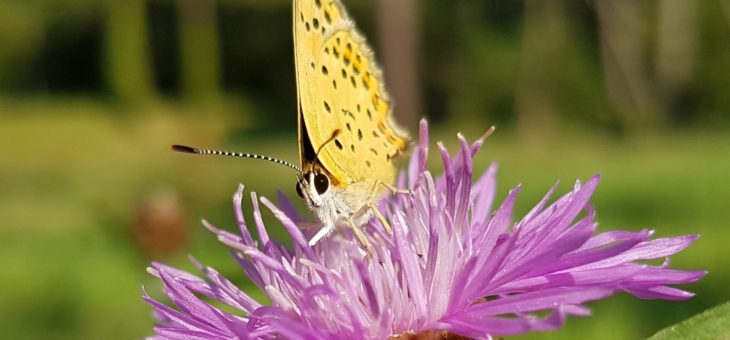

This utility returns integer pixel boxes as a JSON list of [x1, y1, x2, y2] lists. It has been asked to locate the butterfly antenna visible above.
[[171, 144, 302, 174]]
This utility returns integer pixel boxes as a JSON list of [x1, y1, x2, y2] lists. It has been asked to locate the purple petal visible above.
[[250, 192, 269, 246], [438, 142, 457, 215], [577, 234, 699, 270], [474, 185, 521, 251], [260, 196, 316, 259], [158, 270, 243, 333], [144, 291, 227, 337], [453, 135, 473, 231], [393, 212, 427, 319], [465, 286, 613, 316], [624, 285, 696, 300], [441, 308, 569, 337], [627, 267, 707, 285], [233, 185, 254, 246], [487, 218, 596, 290], [471, 163, 498, 228], [524, 228, 651, 278], [498, 264, 644, 292], [357, 261, 381, 318], [408, 119, 430, 188], [276, 190, 301, 224]]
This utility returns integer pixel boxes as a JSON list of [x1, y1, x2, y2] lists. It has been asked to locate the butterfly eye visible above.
[[314, 173, 330, 195], [295, 182, 305, 199]]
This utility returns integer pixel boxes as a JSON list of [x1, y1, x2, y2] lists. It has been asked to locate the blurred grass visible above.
[[1, 99, 728, 339]]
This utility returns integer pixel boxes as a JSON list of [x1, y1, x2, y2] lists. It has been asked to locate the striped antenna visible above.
[[171, 144, 302, 174]]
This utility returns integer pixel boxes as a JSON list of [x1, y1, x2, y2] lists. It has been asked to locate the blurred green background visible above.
[[1, 0, 728, 339]]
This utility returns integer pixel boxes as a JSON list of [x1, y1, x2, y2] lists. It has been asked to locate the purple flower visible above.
[[145, 120, 705, 339]]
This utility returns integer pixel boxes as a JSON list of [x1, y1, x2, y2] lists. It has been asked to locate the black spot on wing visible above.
[[324, 101, 331, 113]]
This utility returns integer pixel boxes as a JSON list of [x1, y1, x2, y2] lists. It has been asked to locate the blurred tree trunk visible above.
[[515, 0, 568, 145], [0, 0, 45, 92], [104, 0, 155, 105], [596, 1, 660, 134], [376, 0, 421, 130], [656, 0, 697, 122], [723, 0, 730, 31], [177, 0, 221, 104]]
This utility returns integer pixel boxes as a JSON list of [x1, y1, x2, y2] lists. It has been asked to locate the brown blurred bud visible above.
[[131, 190, 188, 259]]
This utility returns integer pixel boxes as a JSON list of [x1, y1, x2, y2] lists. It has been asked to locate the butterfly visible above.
[[172, 0, 409, 253], [293, 0, 409, 249]]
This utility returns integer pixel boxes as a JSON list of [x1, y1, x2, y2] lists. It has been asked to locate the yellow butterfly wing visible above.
[[294, 0, 408, 187]]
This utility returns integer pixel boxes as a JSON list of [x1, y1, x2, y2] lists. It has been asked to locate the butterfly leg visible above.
[[366, 180, 411, 235], [308, 224, 335, 246], [377, 180, 411, 195], [367, 202, 392, 234], [345, 217, 373, 255]]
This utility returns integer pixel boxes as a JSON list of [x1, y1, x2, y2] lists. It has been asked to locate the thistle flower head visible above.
[[145, 120, 704, 339]]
